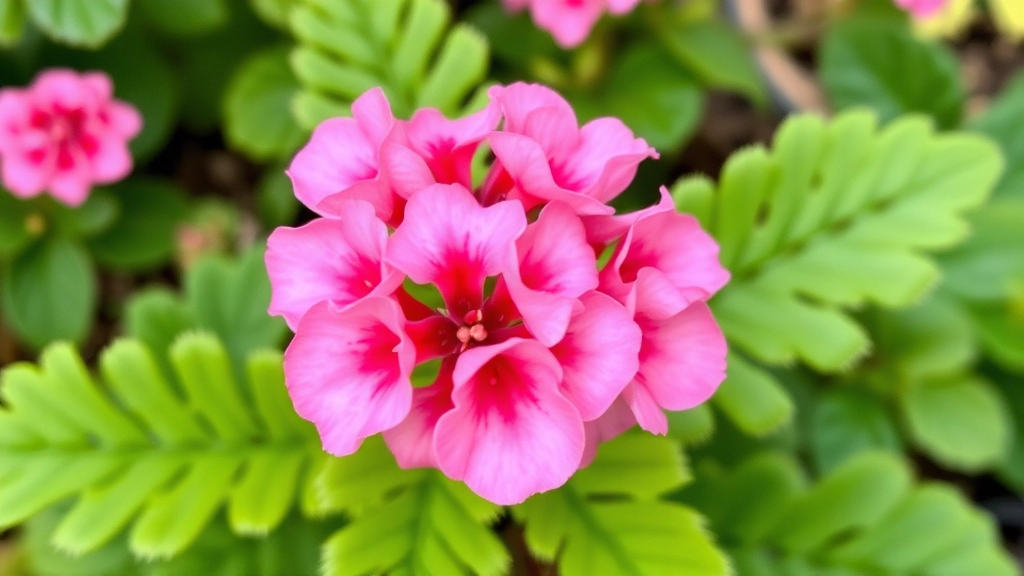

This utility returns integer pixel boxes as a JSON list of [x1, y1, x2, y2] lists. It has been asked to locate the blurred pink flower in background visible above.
[[503, 0, 645, 48], [0, 69, 141, 207], [895, 0, 948, 18], [267, 82, 729, 505]]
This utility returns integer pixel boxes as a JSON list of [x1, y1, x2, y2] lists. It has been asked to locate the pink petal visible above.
[[631, 301, 727, 429], [383, 357, 456, 469], [405, 102, 501, 188], [561, 117, 657, 204], [284, 297, 416, 456], [287, 117, 380, 213], [530, 0, 605, 48], [103, 101, 143, 139], [379, 140, 437, 199], [580, 397, 636, 467], [31, 69, 94, 113], [521, 105, 579, 161], [552, 291, 640, 421], [435, 338, 584, 505], [81, 72, 113, 102], [622, 382, 669, 435], [488, 131, 614, 216], [505, 201, 598, 346], [491, 83, 576, 135], [351, 86, 395, 145], [47, 148, 92, 207], [266, 201, 401, 330], [606, 0, 644, 14], [386, 183, 527, 316], [87, 137, 133, 183], [581, 185, 674, 246], [1, 150, 50, 199], [602, 206, 730, 309]]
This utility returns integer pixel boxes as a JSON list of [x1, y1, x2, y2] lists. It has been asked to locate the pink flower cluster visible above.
[[895, 0, 947, 18], [267, 83, 729, 505], [0, 69, 141, 207], [503, 0, 644, 48]]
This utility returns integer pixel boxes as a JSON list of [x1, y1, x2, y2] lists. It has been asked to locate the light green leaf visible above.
[[0, 334, 320, 558], [225, 46, 306, 162], [656, 19, 767, 106], [515, 433, 729, 576], [969, 302, 1024, 373], [870, 293, 977, 383], [810, 389, 901, 474], [137, 0, 229, 36], [667, 404, 716, 446], [901, 375, 1010, 472], [712, 352, 794, 436], [250, 0, 294, 28], [289, 0, 489, 126], [0, 235, 96, 350], [702, 110, 1002, 372], [87, 179, 189, 271], [27, 0, 128, 48], [0, 0, 25, 47], [940, 199, 1024, 303], [318, 437, 508, 576], [820, 18, 964, 128]]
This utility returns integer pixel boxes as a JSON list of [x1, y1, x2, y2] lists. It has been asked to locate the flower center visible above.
[[455, 309, 489, 350]]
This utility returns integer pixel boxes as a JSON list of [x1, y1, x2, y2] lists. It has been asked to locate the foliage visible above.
[[683, 451, 1018, 576], [0, 333, 323, 558], [289, 0, 490, 126]]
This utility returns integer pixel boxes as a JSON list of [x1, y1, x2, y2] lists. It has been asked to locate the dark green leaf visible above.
[[971, 69, 1024, 200], [0, 235, 96, 350], [88, 179, 189, 271], [657, 20, 767, 106], [820, 18, 965, 128], [0, 192, 33, 256], [137, 0, 229, 36], [49, 189, 119, 239], [810, 389, 901, 474], [257, 165, 300, 229]]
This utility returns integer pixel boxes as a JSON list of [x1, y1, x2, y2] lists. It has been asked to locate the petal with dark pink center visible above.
[[284, 297, 415, 456], [387, 183, 526, 317], [552, 291, 640, 421], [581, 186, 674, 247], [556, 118, 657, 204], [506, 202, 598, 345], [266, 201, 401, 330], [435, 338, 584, 505], [383, 357, 457, 469]]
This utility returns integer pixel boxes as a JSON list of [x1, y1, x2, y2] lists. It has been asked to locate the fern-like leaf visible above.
[[289, 0, 489, 128], [0, 334, 322, 559], [316, 436, 509, 576], [682, 451, 1017, 576], [514, 433, 730, 576]]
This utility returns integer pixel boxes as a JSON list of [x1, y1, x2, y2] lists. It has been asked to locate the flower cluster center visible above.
[[455, 309, 489, 350]]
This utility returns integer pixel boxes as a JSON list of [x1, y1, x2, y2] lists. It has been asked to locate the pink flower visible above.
[[482, 83, 658, 216], [0, 69, 141, 207], [895, 0, 948, 18], [503, 0, 645, 48], [270, 83, 728, 505]]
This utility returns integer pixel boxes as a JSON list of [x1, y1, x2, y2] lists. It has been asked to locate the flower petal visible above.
[[387, 183, 527, 316], [284, 297, 416, 456], [266, 201, 400, 330], [435, 338, 583, 505], [383, 357, 456, 469], [552, 291, 640, 421]]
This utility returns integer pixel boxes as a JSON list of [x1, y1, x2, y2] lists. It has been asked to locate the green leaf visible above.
[[49, 189, 119, 239], [0, 235, 96, 350], [971, 69, 1024, 200], [712, 352, 794, 436], [87, 179, 189, 271], [462, 3, 559, 68], [870, 293, 977, 383], [993, 374, 1024, 491], [514, 433, 729, 576], [702, 110, 1002, 372], [820, 18, 965, 128], [656, 19, 767, 106], [289, 0, 489, 126], [0, 334, 321, 558], [684, 451, 1017, 575], [597, 42, 703, 153], [0, 0, 25, 47], [901, 375, 1010, 472], [968, 302, 1024, 373], [666, 404, 716, 446], [225, 46, 306, 162], [318, 437, 508, 576], [940, 199, 1024, 303], [250, 0, 295, 28], [257, 164, 300, 228], [27, 0, 128, 48], [0, 192, 33, 256], [184, 245, 289, 374], [137, 0, 229, 36], [810, 389, 901, 474]]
